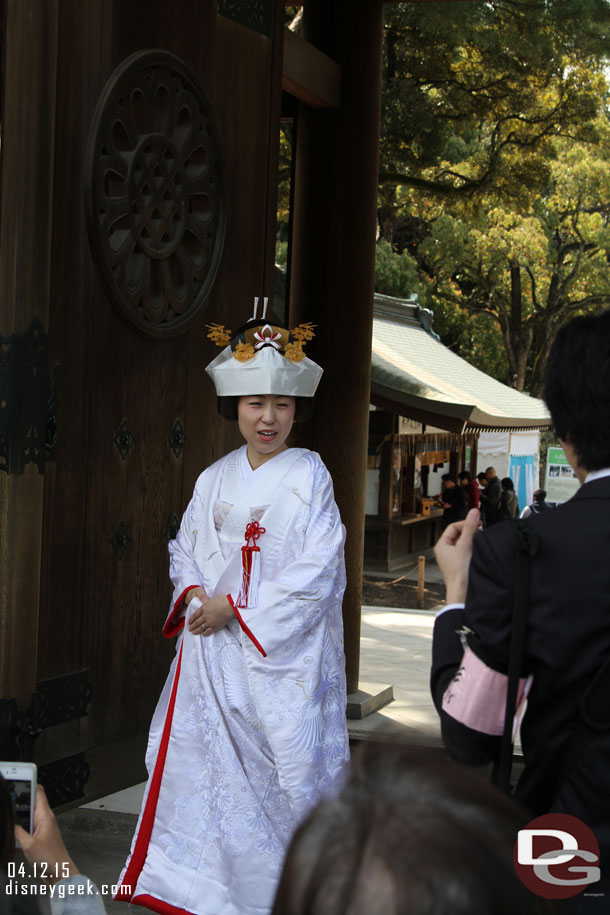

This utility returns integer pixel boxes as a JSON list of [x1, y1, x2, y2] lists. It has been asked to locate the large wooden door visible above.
[[0, 0, 283, 805]]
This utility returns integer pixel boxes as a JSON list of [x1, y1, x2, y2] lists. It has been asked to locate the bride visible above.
[[116, 301, 350, 915]]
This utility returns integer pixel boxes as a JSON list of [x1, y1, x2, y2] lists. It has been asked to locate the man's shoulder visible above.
[[479, 482, 607, 556], [574, 474, 610, 501]]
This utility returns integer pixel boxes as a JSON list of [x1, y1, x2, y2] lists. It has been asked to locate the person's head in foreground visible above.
[[272, 742, 554, 915], [533, 489, 547, 503], [501, 477, 514, 492], [544, 309, 610, 478], [205, 300, 320, 468]]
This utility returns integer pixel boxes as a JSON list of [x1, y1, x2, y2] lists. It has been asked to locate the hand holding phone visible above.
[[0, 761, 36, 835], [14, 784, 78, 884]]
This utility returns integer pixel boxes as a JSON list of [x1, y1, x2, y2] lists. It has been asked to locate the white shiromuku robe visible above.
[[117, 446, 349, 915]]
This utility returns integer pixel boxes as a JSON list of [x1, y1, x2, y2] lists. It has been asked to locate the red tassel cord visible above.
[[235, 520, 266, 608]]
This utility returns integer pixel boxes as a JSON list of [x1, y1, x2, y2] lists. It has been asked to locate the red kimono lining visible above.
[[162, 585, 199, 638], [115, 642, 184, 898]]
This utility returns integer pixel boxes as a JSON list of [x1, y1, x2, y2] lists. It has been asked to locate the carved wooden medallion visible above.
[[85, 50, 227, 339]]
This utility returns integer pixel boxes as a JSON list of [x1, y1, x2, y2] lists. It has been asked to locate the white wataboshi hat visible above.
[[205, 297, 323, 398]]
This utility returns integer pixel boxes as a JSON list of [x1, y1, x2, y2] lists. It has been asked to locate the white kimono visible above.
[[117, 446, 349, 915]]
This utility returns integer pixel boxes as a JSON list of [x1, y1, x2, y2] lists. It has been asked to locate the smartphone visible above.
[[0, 761, 37, 835]]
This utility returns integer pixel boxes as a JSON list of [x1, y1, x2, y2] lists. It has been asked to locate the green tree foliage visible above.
[[420, 140, 610, 393], [277, 124, 293, 236], [377, 0, 610, 393], [374, 240, 422, 298], [381, 0, 610, 210]]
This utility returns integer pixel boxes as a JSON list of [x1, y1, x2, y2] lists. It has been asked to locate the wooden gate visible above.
[[0, 0, 283, 805]]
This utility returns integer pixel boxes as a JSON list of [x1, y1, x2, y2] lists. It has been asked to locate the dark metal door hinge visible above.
[[0, 317, 58, 474]]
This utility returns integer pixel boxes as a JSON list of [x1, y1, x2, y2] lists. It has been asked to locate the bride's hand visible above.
[[185, 586, 206, 606], [188, 594, 234, 636]]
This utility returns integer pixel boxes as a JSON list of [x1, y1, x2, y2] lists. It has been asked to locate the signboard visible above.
[[544, 446, 580, 504]]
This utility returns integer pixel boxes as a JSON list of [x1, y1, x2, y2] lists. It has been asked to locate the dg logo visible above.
[[514, 813, 601, 900]]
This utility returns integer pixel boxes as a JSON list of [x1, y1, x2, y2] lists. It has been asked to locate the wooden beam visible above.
[[282, 28, 341, 109], [370, 393, 468, 435]]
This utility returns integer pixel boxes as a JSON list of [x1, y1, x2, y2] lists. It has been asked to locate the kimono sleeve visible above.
[[235, 457, 349, 820], [234, 458, 346, 658], [431, 528, 530, 766], [163, 473, 207, 637]]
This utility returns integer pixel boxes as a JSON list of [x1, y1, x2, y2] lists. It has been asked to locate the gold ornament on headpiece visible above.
[[284, 323, 316, 362], [290, 323, 316, 343], [284, 341, 305, 362], [206, 323, 232, 347], [233, 342, 256, 362]]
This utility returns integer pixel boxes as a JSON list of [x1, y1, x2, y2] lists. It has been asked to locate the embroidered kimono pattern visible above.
[[117, 447, 349, 915]]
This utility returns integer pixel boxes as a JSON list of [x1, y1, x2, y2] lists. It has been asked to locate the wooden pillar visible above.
[[289, 0, 384, 693], [449, 449, 460, 480], [403, 454, 416, 514], [471, 436, 478, 477]]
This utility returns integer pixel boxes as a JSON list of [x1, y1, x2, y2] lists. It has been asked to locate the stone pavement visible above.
[[49, 605, 444, 912], [349, 606, 441, 744]]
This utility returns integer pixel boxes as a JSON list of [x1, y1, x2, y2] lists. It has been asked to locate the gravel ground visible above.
[[361, 576, 445, 611]]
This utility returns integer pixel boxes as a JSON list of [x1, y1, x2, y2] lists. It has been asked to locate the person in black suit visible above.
[[431, 310, 610, 909], [481, 465, 503, 526], [438, 473, 467, 529], [499, 476, 519, 520]]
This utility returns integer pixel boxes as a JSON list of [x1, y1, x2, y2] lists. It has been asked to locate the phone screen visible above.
[[4, 778, 33, 831]]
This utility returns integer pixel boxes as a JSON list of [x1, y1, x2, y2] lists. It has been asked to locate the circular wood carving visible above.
[[85, 50, 228, 339]]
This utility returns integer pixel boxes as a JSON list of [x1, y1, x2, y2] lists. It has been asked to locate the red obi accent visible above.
[[236, 521, 266, 610], [244, 520, 266, 546]]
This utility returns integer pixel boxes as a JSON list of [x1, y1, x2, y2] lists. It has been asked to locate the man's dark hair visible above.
[[533, 489, 547, 502], [544, 310, 610, 471], [501, 477, 514, 491], [458, 471, 471, 483], [440, 473, 455, 483], [272, 743, 549, 915], [217, 396, 315, 423], [477, 472, 487, 483]]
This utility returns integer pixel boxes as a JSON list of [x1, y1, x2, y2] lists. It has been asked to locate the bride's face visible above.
[[237, 394, 296, 465]]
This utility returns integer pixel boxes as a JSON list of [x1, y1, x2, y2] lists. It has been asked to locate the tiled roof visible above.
[[372, 294, 551, 431]]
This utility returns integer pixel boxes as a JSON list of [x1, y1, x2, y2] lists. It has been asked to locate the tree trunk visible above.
[[509, 262, 522, 388], [530, 319, 559, 398], [504, 262, 534, 391], [378, 184, 397, 244]]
